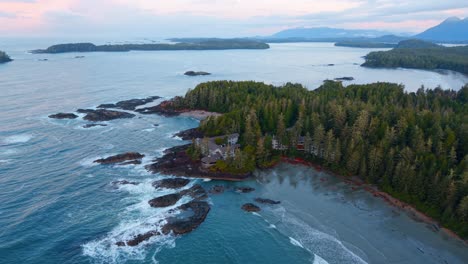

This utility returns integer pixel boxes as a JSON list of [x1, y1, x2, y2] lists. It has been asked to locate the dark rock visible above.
[[112, 180, 139, 186], [153, 124, 160, 127], [117, 230, 161, 247], [152, 178, 190, 189], [83, 123, 107, 128], [75, 56, 85, 58], [162, 201, 211, 235], [327, 64, 335, 66], [94, 152, 144, 165], [255, 198, 281, 205], [180, 184, 208, 200], [174, 128, 204, 140], [235, 187, 255, 193], [38, 59, 48, 61], [149, 193, 181, 208], [146, 144, 252, 181], [334, 77, 354, 81], [48, 113, 78, 119], [78, 109, 135, 121], [135, 100, 180, 116], [209, 185, 225, 194], [98, 96, 161, 111], [184, 71, 211, 76], [241, 203, 261, 212]]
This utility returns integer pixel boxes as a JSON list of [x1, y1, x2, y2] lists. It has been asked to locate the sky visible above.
[[0, 0, 467, 38]]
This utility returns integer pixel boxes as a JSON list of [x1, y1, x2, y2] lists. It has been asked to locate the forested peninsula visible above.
[[158, 80, 468, 238], [31, 40, 270, 54], [362, 39, 468, 74], [0, 51, 12, 63]]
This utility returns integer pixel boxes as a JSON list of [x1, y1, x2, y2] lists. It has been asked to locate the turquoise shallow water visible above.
[[0, 39, 467, 264]]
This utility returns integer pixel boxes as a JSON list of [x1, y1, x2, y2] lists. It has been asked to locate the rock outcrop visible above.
[[94, 152, 144, 165], [152, 178, 190, 189], [48, 113, 78, 119], [97, 96, 161, 111], [235, 187, 256, 193], [77, 109, 135, 121], [149, 193, 182, 208], [184, 71, 211, 76], [255, 198, 281, 205], [241, 203, 261, 212]]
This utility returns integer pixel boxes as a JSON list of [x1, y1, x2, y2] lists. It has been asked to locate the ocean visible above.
[[0, 39, 467, 264]]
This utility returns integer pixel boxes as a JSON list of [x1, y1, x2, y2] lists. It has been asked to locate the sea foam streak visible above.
[[2, 134, 33, 144], [270, 206, 368, 264], [83, 178, 195, 263]]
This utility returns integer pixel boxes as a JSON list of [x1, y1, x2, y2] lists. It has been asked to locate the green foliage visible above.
[[363, 41, 468, 74], [175, 80, 468, 238]]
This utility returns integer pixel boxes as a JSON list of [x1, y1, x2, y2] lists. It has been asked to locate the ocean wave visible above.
[[269, 206, 368, 264], [313, 254, 330, 264], [83, 178, 195, 263], [290, 237, 305, 248], [2, 134, 33, 144]]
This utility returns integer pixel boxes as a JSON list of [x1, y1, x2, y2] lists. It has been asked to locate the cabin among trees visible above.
[[177, 80, 468, 238], [195, 134, 240, 168]]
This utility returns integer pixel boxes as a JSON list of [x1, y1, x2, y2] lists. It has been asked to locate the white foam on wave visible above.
[[252, 212, 262, 217], [0, 159, 12, 165], [203, 178, 212, 182], [2, 134, 33, 144], [269, 224, 277, 229], [143, 128, 155, 132], [269, 206, 368, 264], [290, 237, 305, 248], [313, 254, 330, 264], [83, 177, 197, 263]]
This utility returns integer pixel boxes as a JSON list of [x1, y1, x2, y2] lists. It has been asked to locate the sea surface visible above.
[[0, 39, 467, 264]]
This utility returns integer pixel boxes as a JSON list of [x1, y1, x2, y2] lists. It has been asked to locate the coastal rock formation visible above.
[[117, 230, 161, 247], [174, 128, 204, 140], [146, 144, 251, 181], [184, 71, 211, 76], [180, 184, 208, 200], [235, 187, 256, 193], [255, 198, 281, 205], [209, 185, 225, 194], [83, 123, 107, 128], [48, 113, 78, 119], [241, 203, 261, 212], [94, 152, 144, 165], [97, 96, 161, 111], [135, 100, 180, 116], [0, 51, 12, 63], [149, 193, 181, 208], [77, 109, 135, 121], [152, 178, 190, 189], [112, 180, 139, 186], [162, 201, 211, 235]]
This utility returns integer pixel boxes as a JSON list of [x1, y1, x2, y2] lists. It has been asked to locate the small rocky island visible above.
[[31, 39, 270, 54], [0, 51, 12, 63], [184, 71, 211, 76]]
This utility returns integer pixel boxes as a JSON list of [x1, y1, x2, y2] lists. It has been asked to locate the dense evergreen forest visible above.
[[0, 51, 12, 63], [173, 80, 468, 238], [362, 40, 468, 74], [31, 40, 270, 54]]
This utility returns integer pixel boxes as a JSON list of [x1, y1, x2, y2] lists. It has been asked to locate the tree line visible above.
[[172, 80, 468, 238]]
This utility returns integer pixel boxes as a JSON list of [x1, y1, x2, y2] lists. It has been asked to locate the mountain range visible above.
[[267, 17, 468, 43]]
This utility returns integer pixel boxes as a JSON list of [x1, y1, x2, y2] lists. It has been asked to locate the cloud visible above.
[[0, 0, 466, 37]]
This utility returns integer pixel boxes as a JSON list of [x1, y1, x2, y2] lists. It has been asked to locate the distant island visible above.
[[335, 42, 396, 48], [31, 39, 270, 54], [362, 39, 468, 74], [0, 51, 12, 63], [146, 80, 468, 239]]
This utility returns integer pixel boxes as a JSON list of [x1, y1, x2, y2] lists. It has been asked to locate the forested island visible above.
[[362, 39, 468, 74], [0, 51, 12, 63], [156, 80, 468, 238], [335, 42, 396, 48], [31, 40, 270, 54]]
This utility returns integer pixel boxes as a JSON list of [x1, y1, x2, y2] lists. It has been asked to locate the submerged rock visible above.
[[78, 109, 135, 121], [255, 198, 281, 205], [149, 193, 182, 208], [94, 152, 144, 165], [184, 71, 211, 76], [209, 185, 225, 194], [241, 203, 261, 212], [235, 187, 256, 193], [97, 96, 161, 111], [48, 113, 78, 119], [152, 178, 190, 189]]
